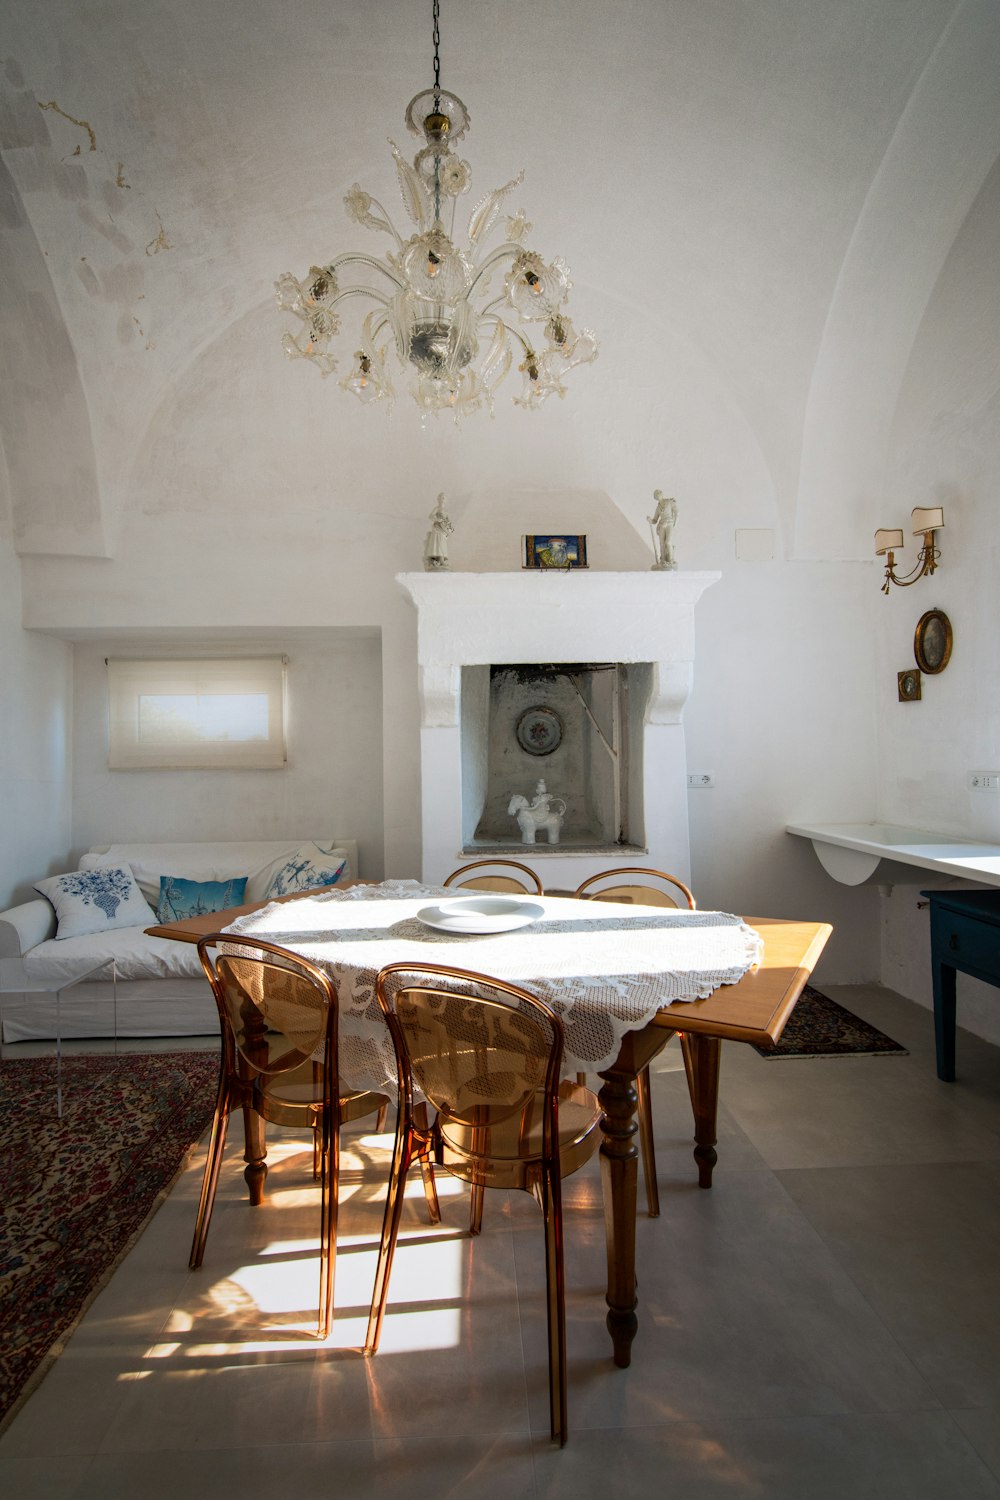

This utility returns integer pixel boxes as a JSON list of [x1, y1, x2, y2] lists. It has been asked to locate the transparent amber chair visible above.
[[192, 934, 440, 1338], [365, 961, 602, 1446], [572, 867, 697, 1219], [443, 858, 544, 895]]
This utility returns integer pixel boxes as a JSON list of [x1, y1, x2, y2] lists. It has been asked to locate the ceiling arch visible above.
[[0, 149, 105, 556], [793, 0, 1000, 560]]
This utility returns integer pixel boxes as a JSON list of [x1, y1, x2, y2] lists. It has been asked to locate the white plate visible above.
[[416, 896, 545, 936]]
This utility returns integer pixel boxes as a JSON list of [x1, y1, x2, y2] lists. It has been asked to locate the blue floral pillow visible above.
[[156, 876, 248, 924], [264, 849, 347, 899], [35, 866, 155, 941]]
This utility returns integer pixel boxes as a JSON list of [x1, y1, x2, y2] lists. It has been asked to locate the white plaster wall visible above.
[[684, 560, 881, 983], [874, 157, 1000, 1047], [0, 529, 73, 906], [69, 632, 386, 880]]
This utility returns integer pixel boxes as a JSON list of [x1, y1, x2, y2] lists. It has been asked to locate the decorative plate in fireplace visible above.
[[516, 706, 563, 756]]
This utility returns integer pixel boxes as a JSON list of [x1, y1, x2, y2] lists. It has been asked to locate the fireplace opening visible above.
[[461, 662, 650, 853]]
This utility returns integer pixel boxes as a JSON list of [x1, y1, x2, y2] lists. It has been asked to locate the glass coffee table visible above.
[[0, 958, 118, 1117]]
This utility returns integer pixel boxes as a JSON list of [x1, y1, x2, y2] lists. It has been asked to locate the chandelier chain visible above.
[[432, 0, 441, 96]]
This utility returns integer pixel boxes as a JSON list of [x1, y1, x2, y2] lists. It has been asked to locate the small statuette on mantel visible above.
[[423, 493, 454, 571], [508, 779, 567, 845], [648, 489, 678, 571]]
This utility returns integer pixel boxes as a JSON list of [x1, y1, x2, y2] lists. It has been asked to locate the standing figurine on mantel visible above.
[[648, 490, 678, 571], [423, 493, 454, 571]]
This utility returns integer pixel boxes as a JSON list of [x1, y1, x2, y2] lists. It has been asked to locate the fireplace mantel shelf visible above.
[[398, 571, 721, 668], [400, 569, 720, 599]]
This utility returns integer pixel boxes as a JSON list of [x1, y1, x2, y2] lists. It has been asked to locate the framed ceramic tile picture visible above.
[[521, 534, 588, 570]]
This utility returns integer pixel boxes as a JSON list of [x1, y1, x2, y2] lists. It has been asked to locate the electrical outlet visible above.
[[968, 771, 1000, 791], [687, 772, 715, 789]]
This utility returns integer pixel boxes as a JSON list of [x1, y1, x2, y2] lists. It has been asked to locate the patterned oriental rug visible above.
[[0, 1050, 217, 1433], [753, 986, 908, 1059]]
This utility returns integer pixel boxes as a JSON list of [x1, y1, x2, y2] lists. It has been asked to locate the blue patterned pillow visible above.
[[156, 876, 248, 924], [35, 866, 155, 940], [264, 848, 347, 899]]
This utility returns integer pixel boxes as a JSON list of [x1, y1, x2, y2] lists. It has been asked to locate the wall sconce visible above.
[[874, 506, 944, 594]]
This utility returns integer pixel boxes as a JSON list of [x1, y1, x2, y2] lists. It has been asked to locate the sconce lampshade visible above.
[[874, 528, 904, 556], [911, 506, 944, 535]]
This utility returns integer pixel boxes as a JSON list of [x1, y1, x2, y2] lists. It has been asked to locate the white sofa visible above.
[[0, 838, 358, 1042]]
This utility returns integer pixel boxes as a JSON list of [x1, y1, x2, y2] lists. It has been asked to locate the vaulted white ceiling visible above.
[[2, 0, 998, 562]]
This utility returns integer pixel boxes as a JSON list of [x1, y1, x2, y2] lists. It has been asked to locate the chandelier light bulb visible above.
[[275, 2, 596, 417]]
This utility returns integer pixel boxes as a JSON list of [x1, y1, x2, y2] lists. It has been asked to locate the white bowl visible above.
[[437, 895, 527, 919]]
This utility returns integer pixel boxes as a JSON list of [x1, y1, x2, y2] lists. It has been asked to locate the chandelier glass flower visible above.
[[275, 1, 597, 417]]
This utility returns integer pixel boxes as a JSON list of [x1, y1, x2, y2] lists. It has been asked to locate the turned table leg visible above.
[[242, 1103, 267, 1205], [597, 1068, 640, 1368], [679, 1032, 722, 1188]]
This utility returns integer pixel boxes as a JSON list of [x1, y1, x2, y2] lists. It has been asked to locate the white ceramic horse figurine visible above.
[[508, 789, 567, 845]]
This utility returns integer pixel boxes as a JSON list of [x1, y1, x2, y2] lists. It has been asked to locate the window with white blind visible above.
[[107, 658, 287, 769]]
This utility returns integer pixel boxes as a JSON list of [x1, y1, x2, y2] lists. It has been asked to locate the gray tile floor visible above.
[[2, 983, 999, 1498]]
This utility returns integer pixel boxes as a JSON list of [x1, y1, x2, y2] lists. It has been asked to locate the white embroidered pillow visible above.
[[263, 844, 349, 899], [35, 866, 155, 941]]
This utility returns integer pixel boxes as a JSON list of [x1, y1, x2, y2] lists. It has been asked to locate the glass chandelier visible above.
[[275, 0, 597, 417]]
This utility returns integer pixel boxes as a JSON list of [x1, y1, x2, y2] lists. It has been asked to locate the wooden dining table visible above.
[[148, 888, 830, 1368]]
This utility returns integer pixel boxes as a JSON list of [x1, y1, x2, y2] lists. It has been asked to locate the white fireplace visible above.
[[399, 571, 719, 890]]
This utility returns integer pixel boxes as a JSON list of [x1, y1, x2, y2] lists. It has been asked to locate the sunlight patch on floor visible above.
[[148, 1216, 468, 1362]]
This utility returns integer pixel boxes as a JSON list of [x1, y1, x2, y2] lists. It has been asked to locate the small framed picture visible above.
[[898, 668, 922, 702], [522, 534, 588, 570]]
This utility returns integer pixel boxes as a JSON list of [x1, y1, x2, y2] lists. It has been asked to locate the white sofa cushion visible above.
[[24, 927, 207, 984], [34, 867, 156, 941]]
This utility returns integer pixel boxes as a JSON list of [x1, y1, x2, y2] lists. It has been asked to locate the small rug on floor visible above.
[[753, 986, 908, 1059], [0, 1049, 217, 1433]]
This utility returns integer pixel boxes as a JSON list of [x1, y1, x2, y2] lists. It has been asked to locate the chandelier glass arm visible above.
[[466, 243, 522, 298], [328, 253, 407, 292], [481, 311, 532, 355], [355, 195, 406, 250], [328, 285, 394, 312]]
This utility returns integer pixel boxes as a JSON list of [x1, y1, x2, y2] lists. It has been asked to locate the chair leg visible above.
[[541, 1166, 568, 1446], [375, 1100, 389, 1133], [318, 1115, 340, 1338], [635, 1064, 660, 1218], [413, 1102, 440, 1224], [365, 1120, 415, 1355], [469, 1180, 485, 1236], [189, 1082, 231, 1269], [467, 1119, 491, 1234]]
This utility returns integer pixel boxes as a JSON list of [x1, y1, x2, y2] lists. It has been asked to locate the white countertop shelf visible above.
[[786, 822, 1000, 888]]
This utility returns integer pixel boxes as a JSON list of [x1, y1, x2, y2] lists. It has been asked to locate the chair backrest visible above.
[[375, 962, 563, 1135], [573, 866, 696, 910], [197, 935, 338, 1084], [443, 859, 544, 896]]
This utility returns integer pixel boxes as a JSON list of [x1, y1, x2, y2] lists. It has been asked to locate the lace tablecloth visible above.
[[224, 880, 763, 1095]]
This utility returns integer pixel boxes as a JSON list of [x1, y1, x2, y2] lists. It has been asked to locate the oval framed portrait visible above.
[[913, 609, 953, 675]]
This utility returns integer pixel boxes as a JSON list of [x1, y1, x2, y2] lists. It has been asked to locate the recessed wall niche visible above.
[[461, 662, 650, 852]]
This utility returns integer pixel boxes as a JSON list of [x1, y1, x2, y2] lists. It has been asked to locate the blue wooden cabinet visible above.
[[923, 888, 1000, 1080]]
